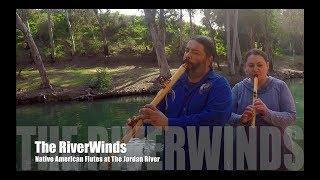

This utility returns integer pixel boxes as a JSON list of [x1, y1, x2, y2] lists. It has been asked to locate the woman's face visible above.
[[245, 54, 269, 80]]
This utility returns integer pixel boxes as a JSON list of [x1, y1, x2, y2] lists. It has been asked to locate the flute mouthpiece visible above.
[[183, 58, 192, 69]]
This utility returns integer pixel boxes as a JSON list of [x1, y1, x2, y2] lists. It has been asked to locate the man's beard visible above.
[[183, 58, 202, 72], [189, 63, 202, 72]]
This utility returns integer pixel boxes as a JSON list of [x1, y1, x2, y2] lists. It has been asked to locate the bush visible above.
[[87, 67, 112, 91], [215, 38, 226, 57], [42, 44, 66, 60]]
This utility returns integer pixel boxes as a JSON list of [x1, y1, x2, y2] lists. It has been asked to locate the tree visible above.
[[239, 9, 260, 49], [226, 10, 235, 75], [159, 9, 166, 47], [16, 12, 52, 90], [178, 9, 184, 58], [225, 9, 244, 75], [276, 9, 304, 55], [260, 11, 272, 71], [93, 9, 110, 58], [232, 10, 243, 74], [17, 9, 33, 64], [144, 9, 171, 78], [18, 9, 31, 32], [161, 9, 184, 59], [187, 9, 195, 37], [47, 9, 55, 62], [248, 27, 255, 48], [202, 9, 221, 70], [65, 9, 76, 57], [258, 10, 278, 72]]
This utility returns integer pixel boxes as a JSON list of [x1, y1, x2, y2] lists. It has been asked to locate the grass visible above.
[[17, 68, 90, 91], [273, 54, 304, 71], [16, 65, 159, 92], [17, 54, 304, 92]]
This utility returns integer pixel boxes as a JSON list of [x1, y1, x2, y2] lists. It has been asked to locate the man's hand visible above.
[[253, 98, 269, 116], [139, 104, 168, 130], [126, 115, 139, 128], [157, 76, 171, 89]]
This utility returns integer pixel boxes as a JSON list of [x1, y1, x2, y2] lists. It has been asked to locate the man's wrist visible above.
[[162, 117, 169, 130]]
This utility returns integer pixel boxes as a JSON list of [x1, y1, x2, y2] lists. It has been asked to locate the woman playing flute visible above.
[[229, 48, 297, 170], [229, 48, 296, 129]]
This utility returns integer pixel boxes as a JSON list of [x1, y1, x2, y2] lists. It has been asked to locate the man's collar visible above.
[[180, 70, 217, 89]]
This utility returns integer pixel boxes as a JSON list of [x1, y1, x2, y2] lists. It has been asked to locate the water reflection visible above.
[[16, 79, 304, 171], [119, 138, 158, 171]]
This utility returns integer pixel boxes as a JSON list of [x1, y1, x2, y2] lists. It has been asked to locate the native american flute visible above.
[[121, 63, 189, 144], [105, 63, 189, 169], [251, 76, 258, 128]]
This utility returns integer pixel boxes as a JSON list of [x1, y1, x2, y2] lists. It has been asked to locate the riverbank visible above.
[[16, 55, 304, 106]]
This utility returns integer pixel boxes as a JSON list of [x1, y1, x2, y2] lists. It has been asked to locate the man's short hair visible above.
[[190, 35, 215, 59]]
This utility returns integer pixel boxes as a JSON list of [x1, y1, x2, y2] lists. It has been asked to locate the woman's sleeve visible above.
[[229, 84, 242, 125], [262, 81, 296, 129]]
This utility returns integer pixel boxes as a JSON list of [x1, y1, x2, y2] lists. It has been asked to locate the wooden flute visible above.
[[105, 63, 189, 169], [122, 63, 189, 143], [251, 76, 258, 128]]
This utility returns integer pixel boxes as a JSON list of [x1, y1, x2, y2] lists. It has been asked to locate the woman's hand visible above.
[[240, 105, 255, 125], [253, 98, 269, 116]]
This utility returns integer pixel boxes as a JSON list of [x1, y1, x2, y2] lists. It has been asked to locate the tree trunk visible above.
[[232, 10, 243, 74], [16, 13, 52, 90], [212, 35, 221, 71], [188, 9, 194, 37], [19, 9, 33, 64], [93, 9, 109, 58], [47, 10, 55, 62], [231, 10, 237, 75], [65, 9, 76, 57], [236, 35, 244, 74], [263, 37, 273, 71], [248, 27, 255, 49], [144, 9, 171, 78], [226, 10, 235, 75], [26, 21, 31, 33], [20, 9, 31, 32], [18, 68, 22, 77], [261, 12, 274, 72], [24, 10, 31, 33], [159, 9, 166, 48], [202, 9, 221, 70], [22, 9, 31, 33], [179, 9, 184, 58]]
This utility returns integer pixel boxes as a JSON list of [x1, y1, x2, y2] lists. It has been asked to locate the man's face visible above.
[[183, 40, 210, 70]]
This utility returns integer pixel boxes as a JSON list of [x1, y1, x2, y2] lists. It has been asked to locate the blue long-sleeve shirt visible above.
[[154, 70, 232, 170], [229, 76, 296, 130], [157, 70, 232, 126]]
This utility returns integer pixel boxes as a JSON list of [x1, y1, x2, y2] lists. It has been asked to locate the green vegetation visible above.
[[16, 9, 304, 92], [16, 68, 96, 91], [86, 67, 112, 91], [16, 9, 304, 61]]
